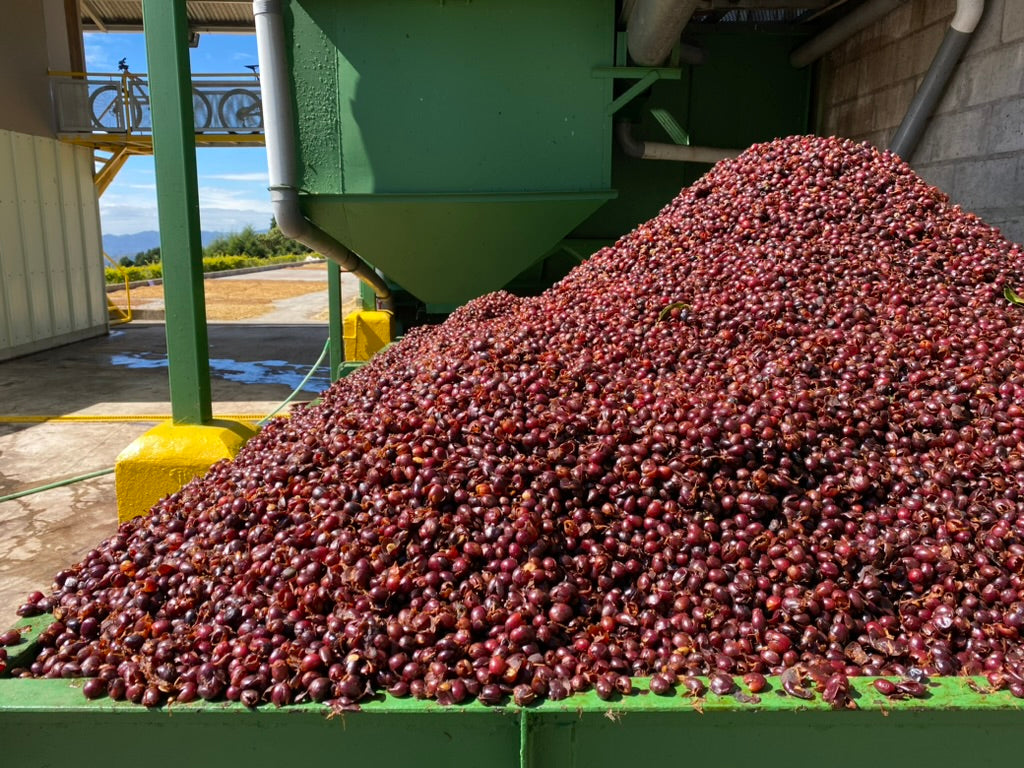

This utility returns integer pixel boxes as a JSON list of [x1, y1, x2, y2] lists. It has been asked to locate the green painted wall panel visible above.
[[687, 30, 811, 148], [293, 0, 614, 195], [290, 3, 343, 196]]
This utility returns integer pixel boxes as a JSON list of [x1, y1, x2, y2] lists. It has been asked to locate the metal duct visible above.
[[615, 121, 740, 164], [627, 0, 700, 66], [790, 0, 908, 68], [252, 0, 392, 307], [889, 0, 984, 159]]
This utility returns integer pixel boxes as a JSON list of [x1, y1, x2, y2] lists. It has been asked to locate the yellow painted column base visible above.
[[115, 419, 257, 524], [343, 310, 394, 361]]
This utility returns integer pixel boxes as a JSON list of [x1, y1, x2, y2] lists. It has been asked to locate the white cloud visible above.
[[99, 183, 272, 235], [199, 207, 275, 233], [201, 172, 269, 183], [98, 202, 158, 235], [197, 184, 272, 213], [83, 34, 120, 73]]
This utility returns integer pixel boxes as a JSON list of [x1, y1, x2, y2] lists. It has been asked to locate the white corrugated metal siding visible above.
[[0, 128, 106, 361]]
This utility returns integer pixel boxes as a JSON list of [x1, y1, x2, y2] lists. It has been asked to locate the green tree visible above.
[[205, 225, 266, 258], [133, 246, 161, 265], [263, 224, 311, 257], [203, 222, 312, 259]]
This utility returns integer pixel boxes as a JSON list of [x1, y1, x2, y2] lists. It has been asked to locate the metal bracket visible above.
[[592, 66, 682, 115]]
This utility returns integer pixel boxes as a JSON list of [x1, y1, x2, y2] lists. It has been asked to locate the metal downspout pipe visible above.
[[889, 0, 985, 159], [252, 0, 392, 308], [791, 0, 909, 68], [614, 121, 740, 164], [627, 0, 699, 66]]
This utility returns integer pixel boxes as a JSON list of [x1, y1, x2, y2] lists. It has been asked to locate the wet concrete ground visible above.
[[0, 268, 346, 628]]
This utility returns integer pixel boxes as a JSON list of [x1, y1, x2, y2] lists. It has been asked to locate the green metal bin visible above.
[[2, 615, 1023, 767]]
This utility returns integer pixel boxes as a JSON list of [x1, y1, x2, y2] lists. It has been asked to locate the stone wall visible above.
[[818, 0, 1024, 243]]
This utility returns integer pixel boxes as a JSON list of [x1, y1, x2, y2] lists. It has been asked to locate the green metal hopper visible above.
[[287, 0, 616, 306], [275, 0, 815, 312]]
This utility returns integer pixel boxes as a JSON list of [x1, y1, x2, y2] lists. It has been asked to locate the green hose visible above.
[[0, 338, 332, 503], [0, 467, 115, 504], [257, 336, 332, 426]]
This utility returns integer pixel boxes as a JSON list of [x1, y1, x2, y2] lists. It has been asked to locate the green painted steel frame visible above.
[[142, 0, 212, 425], [3, 676, 1024, 768], [327, 260, 344, 380], [592, 66, 683, 116], [2, 616, 1024, 766]]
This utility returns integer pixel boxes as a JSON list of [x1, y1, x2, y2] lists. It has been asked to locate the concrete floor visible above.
[[0, 270, 353, 629]]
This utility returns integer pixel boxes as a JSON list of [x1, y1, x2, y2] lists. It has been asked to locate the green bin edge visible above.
[[3, 614, 1023, 768]]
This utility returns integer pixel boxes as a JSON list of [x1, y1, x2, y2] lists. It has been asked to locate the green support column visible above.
[[327, 261, 344, 380], [113, 1, 256, 524], [142, 0, 211, 425]]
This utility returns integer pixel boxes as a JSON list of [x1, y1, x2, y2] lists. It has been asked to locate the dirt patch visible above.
[[108, 276, 328, 321]]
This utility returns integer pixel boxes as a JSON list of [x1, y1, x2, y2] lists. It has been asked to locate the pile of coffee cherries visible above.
[[15, 136, 1024, 707]]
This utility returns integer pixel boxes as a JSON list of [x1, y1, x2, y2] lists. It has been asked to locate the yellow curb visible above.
[[114, 419, 257, 524]]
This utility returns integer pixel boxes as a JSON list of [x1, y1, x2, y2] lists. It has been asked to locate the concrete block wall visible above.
[[818, 0, 1024, 243]]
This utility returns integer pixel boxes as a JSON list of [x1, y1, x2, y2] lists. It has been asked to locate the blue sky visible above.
[[85, 32, 273, 235]]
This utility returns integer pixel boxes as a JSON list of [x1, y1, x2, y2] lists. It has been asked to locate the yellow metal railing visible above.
[[94, 147, 131, 197], [104, 253, 132, 325]]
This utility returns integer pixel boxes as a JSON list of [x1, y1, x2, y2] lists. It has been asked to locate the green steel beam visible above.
[[605, 70, 661, 115], [591, 66, 682, 79], [649, 107, 690, 145], [327, 261, 343, 381], [615, 30, 627, 66], [142, 0, 212, 425]]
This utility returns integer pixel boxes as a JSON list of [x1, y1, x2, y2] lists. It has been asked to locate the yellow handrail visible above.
[[104, 252, 132, 325]]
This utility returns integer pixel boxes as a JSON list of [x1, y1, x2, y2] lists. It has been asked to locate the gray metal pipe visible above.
[[889, 0, 984, 160], [791, 0, 908, 68], [615, 121, 740, 164], [252, 0, 392, 307], [677, 42, 707, 67], [628, 0, 699, 67]]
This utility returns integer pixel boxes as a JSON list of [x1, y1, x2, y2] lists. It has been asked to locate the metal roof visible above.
[[79, 0, 857, 35], [81, 0, 254, 34]]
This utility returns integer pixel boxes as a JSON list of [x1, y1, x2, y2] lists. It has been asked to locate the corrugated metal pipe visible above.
[[252, 0, 392, 308], [790, 0, 909, 68], [628, 0, 700, 66], [889, 0, 985, 160], [615, 121, 740, 164]]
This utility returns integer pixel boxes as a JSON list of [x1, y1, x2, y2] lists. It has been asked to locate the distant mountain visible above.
[[103, 230, 259, 258]]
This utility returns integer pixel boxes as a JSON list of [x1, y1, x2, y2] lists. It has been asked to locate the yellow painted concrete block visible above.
[[343, 310, 394, 361], [115, 419, 257, 524]]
